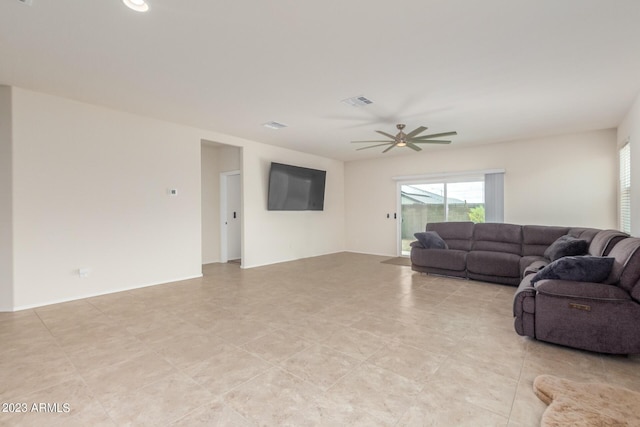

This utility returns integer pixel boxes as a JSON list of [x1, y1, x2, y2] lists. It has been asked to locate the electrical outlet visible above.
[[78, 268, 90, 278]]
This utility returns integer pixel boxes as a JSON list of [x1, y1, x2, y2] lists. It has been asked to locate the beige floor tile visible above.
[[80, 351, 176, 403], [448, 331, 526, 380], [349, 313, 406, 340], [0, 348, 78, 402], [321, 327, 387, 361], [277, 316, 346, 343], [367, 341, 446, 383], [280, 344, 360, 391], [425, 359, 518, 418], [0, 377, 113, 427], [521, 340, 605, 383], [392, 323, 462, 356], [2, 253, 638, 425], [328, 362, 422, 424], [149, 332, 227, 370], [101, 372, 212, 426], [398, 390, 509, 426], [508, 378, 547, 426], [209, 317, 274, 345], [64, 334, 148, 373], [311, 301, 367, 326], [51, 321, 135, 353], [601, 354, 640, 391], [242, 329, 312, 364], [223, 367, 323, 425], [185, 345, 272, 396], [169, 401, 254, 426]]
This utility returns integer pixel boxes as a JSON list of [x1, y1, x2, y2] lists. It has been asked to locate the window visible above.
[[620, 142, 631, 234], [395, 169, 504, 255]]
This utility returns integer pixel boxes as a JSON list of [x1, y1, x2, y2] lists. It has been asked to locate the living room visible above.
[[2, 0, 640, 425]]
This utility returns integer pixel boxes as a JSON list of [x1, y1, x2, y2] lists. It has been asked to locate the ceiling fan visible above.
[[351, 124, 457, 153]]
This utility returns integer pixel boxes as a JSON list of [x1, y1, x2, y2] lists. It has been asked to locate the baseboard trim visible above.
[[9, 274, 203, 312]]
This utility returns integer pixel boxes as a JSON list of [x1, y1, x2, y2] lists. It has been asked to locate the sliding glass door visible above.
[[399, 180, 485, 256]]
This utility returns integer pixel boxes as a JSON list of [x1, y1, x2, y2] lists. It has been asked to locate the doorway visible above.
[[221, 171, 241, 263]]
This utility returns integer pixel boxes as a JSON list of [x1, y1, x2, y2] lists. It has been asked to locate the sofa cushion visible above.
[[531, 256, 614, 284], [544, 235, 588, 261], [467, 250, 521, 278], [472, 223, 522, 255], [522, 225, 570, 257], [426, 222, 474, 251], [410, 248, 467, 272], [534, 280, 631, 301], [413, 231, 448, 249]]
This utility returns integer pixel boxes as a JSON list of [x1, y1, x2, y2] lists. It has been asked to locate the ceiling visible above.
[[2, 0, 640, 162]]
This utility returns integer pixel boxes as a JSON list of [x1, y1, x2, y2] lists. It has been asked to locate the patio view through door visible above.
[[399, 180, 485, 256]]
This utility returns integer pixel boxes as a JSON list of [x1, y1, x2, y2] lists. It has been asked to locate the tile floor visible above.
[[1, 252, 639, 426]]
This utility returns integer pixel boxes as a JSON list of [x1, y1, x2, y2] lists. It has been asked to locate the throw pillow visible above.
[[414, 231, 448, 250], [544, 235, 589, 261], [531, 256, 615, 284]]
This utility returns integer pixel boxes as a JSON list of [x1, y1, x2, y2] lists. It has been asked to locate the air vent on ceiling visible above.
[[17, 0, 33, 5], [262, 121, 288, 130], [341, 95, 374, 107]]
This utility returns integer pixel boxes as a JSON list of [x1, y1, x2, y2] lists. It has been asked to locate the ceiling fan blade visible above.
[[409, 139, 452, 144], [351, 140, 396, 143], [407, 142, 422, 151], [413, 131, 458, 140], [382, 143, 397, 153], [355, 142, 394, 151], [405, 126, 428, 139], [375, 130, 397, 140]]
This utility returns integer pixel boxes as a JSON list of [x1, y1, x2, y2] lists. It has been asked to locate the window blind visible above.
[[619, 142, 631, 234], [485, 172, 505, 223]]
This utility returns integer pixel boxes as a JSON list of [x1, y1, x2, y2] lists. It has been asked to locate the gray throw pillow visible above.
[[531, 256, 614, 284], [414, 231, 448, 250], [544, 235, 589, 261]]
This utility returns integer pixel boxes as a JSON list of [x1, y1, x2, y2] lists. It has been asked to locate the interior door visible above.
[[226, 173, 241, 261]]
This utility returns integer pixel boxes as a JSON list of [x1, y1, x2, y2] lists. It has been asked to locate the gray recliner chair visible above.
[[513, 237, 640, 354]]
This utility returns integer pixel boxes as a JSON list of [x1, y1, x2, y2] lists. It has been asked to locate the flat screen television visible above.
[[267, 162, 326, 211]]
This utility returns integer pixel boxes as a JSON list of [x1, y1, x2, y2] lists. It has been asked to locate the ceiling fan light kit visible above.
[[351, 124, 457, 153]]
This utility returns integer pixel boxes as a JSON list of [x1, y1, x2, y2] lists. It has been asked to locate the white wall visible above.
[[0, 86, 13, 311], [617, 91, 640, 237], [345, 129, 618, 256], [242, 147, 345, 268], [11, 88, 204, 309], [201, 143, 241, 264], [6, 87, 346, 310]]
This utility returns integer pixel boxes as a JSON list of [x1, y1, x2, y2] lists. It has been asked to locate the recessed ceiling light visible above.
[[262, 121, 288, 130], [123, 0, 149, 12]]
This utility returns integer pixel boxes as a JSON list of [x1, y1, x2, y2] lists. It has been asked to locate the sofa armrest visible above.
[[534, 280, 631, 302], [513, 275, 537, 337]]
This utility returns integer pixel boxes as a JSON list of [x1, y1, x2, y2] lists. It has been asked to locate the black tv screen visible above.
[[267, 162, 326, 211]]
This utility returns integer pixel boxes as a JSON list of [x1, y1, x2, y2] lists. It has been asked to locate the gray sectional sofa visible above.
[[410, 222, 623, 286], [410, 222, 640, 354]]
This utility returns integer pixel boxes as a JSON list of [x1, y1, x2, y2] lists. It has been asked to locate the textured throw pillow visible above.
[[531, 256, 614, 284], [544, 235, 589, 261], [414, 231, 448, 250]]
